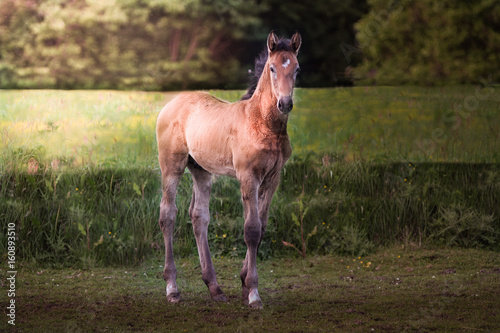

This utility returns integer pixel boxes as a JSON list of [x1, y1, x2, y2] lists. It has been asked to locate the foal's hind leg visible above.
[[158, 156, 187, 303], [188, 162, 226, 301]]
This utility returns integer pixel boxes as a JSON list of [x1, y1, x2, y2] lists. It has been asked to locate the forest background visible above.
[[1, 0, 499, 90]]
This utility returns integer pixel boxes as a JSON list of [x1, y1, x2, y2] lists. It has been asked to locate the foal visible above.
[[156, 31, 301, 309]]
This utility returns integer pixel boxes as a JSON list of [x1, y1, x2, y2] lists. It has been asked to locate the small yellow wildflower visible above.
[[76, 188, 79, 191], [108, 232, 112, 235], [222, 234, 227, 238]]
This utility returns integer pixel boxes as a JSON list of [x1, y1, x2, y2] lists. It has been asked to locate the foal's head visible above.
[[267, 31, 302, 113]]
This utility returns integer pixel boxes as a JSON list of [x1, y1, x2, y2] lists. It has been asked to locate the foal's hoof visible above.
[[248, 289, 262, 309], [167, 293, 181, 304], [212, 293, 227, 302], [249, 299, 263, 310], [210, 286, 227, 302]]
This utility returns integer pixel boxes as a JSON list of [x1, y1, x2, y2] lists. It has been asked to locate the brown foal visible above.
[[156, 31, 301, 308]]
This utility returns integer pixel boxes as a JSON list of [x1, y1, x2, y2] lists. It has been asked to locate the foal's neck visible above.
[[249, 66, 288, 134]]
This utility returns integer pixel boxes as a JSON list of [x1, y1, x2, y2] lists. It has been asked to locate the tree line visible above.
[[0, 0, 498, 90]]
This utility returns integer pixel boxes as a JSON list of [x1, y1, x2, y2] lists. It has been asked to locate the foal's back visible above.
[[156, 91, 247, 177]]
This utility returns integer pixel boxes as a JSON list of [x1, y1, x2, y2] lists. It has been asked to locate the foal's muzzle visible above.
[[277, 96, 293, 113]]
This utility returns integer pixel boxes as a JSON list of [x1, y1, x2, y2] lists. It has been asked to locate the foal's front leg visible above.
[[239, 176, 265, 309], [240, 173, 281, 308]]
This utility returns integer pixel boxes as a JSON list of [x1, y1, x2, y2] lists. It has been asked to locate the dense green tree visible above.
[[0, 0, 40, 87], [28, 0, 130, 88], [120, 0, 264, 90], [0, 0, 263, 89], [354, 0, 500, 85]]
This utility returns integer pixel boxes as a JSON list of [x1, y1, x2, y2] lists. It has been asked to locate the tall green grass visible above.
[[1, 156, 498, 267], [1, 88, 499, 266]]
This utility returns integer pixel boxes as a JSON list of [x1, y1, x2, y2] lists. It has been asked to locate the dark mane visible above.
[[241, 38, 295, 100]]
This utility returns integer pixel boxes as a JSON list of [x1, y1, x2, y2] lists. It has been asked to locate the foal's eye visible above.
[[293, 67, 300, 79], [270, 66, 276, 73]]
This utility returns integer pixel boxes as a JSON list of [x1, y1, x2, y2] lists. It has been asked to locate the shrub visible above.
[[331, 224, 374, 257], [430, 205, 498, 248]]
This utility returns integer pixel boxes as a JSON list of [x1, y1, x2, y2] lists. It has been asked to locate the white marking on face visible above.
[[282, 58, 290, 68]]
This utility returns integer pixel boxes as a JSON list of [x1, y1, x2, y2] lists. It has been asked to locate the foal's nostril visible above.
[[278, 100, 284, 112]]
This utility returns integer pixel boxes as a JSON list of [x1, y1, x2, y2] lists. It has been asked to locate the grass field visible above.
[[0, 90, 172, 169], [1, 87, 499, 330], [1, 87, 499, 264], [1, 87, 499, 169], [1, 247, 499, 332]]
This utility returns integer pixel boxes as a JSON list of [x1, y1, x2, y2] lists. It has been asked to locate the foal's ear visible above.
[[267, 31, 279, 53], [290, 31, 302, 55]]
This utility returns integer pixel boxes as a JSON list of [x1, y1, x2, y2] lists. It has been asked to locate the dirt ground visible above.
[[2, 246, 500, 332]]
